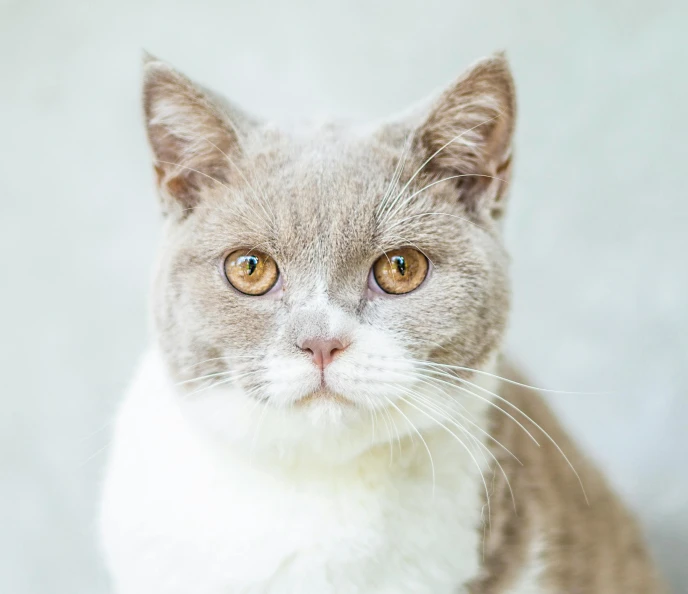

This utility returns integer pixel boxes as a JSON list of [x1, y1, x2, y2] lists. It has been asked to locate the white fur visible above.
[[99, 349, 508, 594]]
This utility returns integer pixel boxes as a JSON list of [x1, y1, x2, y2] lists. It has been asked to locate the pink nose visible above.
[[298, 337, 349, 370]]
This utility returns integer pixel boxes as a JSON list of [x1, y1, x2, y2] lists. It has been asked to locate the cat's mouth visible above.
[[295, 388, 352, 407]]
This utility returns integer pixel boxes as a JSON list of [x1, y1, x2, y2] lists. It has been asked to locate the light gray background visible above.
[[1, 0, 686, 592]]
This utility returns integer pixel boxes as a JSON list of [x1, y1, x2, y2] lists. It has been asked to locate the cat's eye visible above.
[[223, 249, 280, 296], [370, 248, 429, 295]]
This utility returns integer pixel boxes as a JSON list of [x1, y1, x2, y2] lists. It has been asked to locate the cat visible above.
[[99, 53, 665, 593]]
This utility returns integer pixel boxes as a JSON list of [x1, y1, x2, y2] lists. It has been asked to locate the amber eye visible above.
[[371, 247, 429, 295], [223, 249, 279, 296]]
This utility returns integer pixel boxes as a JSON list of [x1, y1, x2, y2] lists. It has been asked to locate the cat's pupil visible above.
[[242, 256, 258, 276], [392, 255, 406, 276]]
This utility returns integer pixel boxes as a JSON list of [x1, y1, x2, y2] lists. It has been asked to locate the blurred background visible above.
[[1, 0, 686, 591]]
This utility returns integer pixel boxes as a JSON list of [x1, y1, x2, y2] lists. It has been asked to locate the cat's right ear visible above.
[[143, 56, 241, 215]]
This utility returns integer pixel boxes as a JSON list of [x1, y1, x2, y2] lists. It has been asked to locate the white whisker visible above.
[[181, 354, 260, 372], [417, 362, 589, 504], [408, 374, 522, 466], [382, 394, 436, 496], [155, 160, 232, 193], [184, 370, 258, 397], [384, 113, 504, 217], [383, 175, 497, 232], [398, 387, 516, 512], [377, 133, 413, 216], [394, 391, 490, 524], [417, 360, 604, 395], [414, 367, 540, 446], [195, 135, 277, 229]]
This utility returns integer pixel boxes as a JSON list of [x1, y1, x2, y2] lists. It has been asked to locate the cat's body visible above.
[[100, 54, 664, 593], [101, 352, 661, 594]]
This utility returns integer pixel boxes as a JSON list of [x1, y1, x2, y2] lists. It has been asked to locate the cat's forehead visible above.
[[254, 125, 400, 202], [246, 127, 402, 237]]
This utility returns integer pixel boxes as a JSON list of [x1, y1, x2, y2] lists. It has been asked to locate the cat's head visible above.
[[144, 54, 515, 462]]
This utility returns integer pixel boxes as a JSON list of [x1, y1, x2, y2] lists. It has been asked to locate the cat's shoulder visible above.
[[469, 359, 666, 593]]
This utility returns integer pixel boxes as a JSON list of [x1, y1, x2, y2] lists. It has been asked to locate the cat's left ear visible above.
[[143, 55, 245, 215], [415, 53, 516, 218]]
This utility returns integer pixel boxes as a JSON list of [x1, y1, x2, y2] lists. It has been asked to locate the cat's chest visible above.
[[105, 416, 484, 594], [100, 365, 489, 594], [140, 449, 480, 593]]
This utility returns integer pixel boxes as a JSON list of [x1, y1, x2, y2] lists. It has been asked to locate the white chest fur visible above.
[[100, 351, 489, 594]]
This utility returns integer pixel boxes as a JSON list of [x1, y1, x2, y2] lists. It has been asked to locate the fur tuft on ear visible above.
[[143, 58, 240, 214], [416, 53, 516, 217]]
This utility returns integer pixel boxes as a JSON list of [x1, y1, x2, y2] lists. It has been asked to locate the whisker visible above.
[[195, 135, 277, 229], [183, 370, 258, 397], [387, 399, 403, 458], [377, 133, 413, 216], [249, 398, 271, 465], [378, 401, 396, 464], [415, 360, 605, 395], [383, 175, 498, 232], [382, 394, 436, 496], [409, 372, 475, 419], [181, 354, 260, 372], [398, 387, 516, 512], [394, 391, 490, 523], [383, 175, 462, 223], [418, 363, 589, 504], [155, 160, 233, 193], [176, 369, 246, 386], [407, 335, 451, 355], [385, 113, 504, 215], [361, 393, 377, 444], [414, 368, 540, 446], [408, 374, 522, 465], [387, 210, 486, 232], [79, 441, 112, 468], [78, 420, 113, 443], [378, 232, 436, 268]]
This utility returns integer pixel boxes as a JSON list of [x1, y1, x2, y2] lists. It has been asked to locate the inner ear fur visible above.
[[415, 53, 516, 215], [143, 57, 240, 214]]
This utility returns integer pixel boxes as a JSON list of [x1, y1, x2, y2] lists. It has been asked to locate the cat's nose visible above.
[[298, 337, 349, 370]]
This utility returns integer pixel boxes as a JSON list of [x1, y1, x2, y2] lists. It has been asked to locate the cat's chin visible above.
[[295, 387, 353, 407], [291, 389, 362, 433]]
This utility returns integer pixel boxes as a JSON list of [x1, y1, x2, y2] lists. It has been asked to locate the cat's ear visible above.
[[415, 53, 516, 218], [143, 55, 242, 214]]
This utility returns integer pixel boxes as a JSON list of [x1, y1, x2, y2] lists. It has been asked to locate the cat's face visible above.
[[145, 55, 515, 460]]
